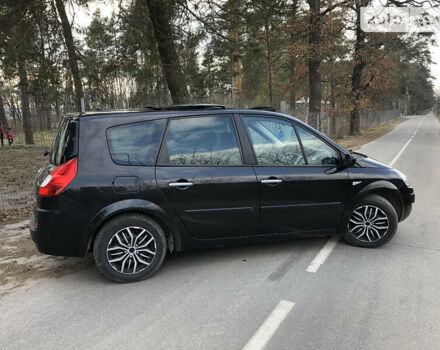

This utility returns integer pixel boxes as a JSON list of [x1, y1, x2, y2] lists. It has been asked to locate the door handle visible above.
[[169, 182, 194, 187], [261, 179, 283, 184]]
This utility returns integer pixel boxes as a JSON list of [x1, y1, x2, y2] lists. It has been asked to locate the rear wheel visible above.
[[343, 195, 398, 248], [94, 214, 167, 282]]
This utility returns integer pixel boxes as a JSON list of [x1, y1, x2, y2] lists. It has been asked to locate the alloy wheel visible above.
[[106, 226, 157, 274], [348, 205, 389, 243]]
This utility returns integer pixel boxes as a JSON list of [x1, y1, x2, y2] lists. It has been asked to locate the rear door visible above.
[[155, 115, 259, 239], [241, 115, 349, 235]]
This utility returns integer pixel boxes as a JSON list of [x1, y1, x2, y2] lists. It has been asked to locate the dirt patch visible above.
[[0, 206, 32, 224], [335, 117, 407, 151], [0, 147, 47, 212], [0, 220, 92, 298]]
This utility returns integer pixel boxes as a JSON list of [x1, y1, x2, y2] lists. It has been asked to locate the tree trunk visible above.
[[41, 86, 51, 130], [289, 58, 296, 111], [45, 100, 51, 130], [17, 57, 34, 144], [54, 92, 60, 119], [350, 3, 366, 135], [146, 0, 189, 104], [288, 0, 299, 111], [264, 21, 273, 107], [37, 100, 44, 131], [307, 0, 321, 129], [329, 58, 337, 138], [0, 83, 9, 128], [7, 97, 17, 123], [328, 2, 336, 138], [55, 0, 84, 113], [229, 0, 242, 108]]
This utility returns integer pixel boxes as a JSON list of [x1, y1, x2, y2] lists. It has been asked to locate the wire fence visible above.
[[0, 108, 403, 213], [289, 108, 402, 138]]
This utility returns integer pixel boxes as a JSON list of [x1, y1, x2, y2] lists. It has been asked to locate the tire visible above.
[[343, 195, 398, 248], [93, 214, 167, 282]]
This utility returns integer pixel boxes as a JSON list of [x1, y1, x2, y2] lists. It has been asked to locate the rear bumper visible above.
[[30, 204, 91, 257]]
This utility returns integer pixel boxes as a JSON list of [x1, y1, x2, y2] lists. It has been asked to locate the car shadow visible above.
[[35, 235, 334, 286]]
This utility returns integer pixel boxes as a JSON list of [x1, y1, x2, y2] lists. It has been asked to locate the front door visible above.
[[241, 115, 349, 235], [155, 115, 259, 239]]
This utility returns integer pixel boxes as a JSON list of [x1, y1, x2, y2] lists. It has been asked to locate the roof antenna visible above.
[[80, 98, 85, 114]]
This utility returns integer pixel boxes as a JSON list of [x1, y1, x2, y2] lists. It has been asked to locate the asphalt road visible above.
[[1, 114, 439, 350]]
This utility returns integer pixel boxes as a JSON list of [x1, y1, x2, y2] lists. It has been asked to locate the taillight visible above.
[[39, 158, 78, 197]]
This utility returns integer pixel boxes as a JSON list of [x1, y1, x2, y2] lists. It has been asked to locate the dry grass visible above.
[[335, 117, 407, 151], [11, 129, 55, 147]]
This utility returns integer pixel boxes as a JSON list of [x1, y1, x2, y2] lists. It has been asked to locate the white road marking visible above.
[[306, 235, 339, 273], [242, 300, 295, 350], [389, 117, 425, 166]]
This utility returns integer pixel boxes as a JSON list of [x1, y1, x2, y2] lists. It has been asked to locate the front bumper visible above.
[[399, 186, 414, 222]]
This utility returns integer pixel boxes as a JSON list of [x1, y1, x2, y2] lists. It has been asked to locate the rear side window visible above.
[[50, 118, 78, 166], [107, 119, 166, 166], [158, 116, 242, 166]]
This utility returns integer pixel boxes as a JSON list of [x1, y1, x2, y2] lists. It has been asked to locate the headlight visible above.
[[395, 169, 409, 186]]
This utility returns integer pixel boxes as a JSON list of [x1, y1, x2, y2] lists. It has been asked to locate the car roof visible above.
[[76, 108, 296, 121]]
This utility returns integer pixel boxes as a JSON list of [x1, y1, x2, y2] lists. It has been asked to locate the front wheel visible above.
[[93, 214, 167, 282], [343, 195, 398, 248]]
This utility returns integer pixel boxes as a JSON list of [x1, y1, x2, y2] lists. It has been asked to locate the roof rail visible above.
[[142, 106, 161, 111], [143, 104, 226, 111], [248, 106, 276, 112]]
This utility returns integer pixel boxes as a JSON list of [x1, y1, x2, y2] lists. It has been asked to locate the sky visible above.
[[71, 1, 440, 94]]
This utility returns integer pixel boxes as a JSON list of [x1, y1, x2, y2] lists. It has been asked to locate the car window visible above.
[[243, 116, 305, 166], [50, 118, 69, 166], [50, 118, 78, 166], [160, 116, 242, 166], [296, 126, 339, 166], [107, 119, 166, 166]]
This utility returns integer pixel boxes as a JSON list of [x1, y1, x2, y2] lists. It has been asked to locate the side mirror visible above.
[[339, 152, 356, 169]]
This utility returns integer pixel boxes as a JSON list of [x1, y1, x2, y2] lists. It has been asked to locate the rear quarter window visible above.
[[50, 118, 78, 166], [107, 119, 166, 166]]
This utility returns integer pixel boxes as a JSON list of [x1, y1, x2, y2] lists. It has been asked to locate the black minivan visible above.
[[30, 105, 414, 282]]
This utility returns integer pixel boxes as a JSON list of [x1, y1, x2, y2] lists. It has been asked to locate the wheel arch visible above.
[[356, 180, 403, 219], [83, 199, 180, 255], [337, 180, 403, 233]]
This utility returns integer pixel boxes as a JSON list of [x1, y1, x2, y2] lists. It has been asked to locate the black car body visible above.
[[30, 106, 414, 281]]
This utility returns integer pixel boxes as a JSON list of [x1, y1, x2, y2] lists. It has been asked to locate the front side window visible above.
[[296, 126, 339, 166], [160, 116, 242, 166], [107, 119, 166, 166], [243, 116, 305, 166]]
